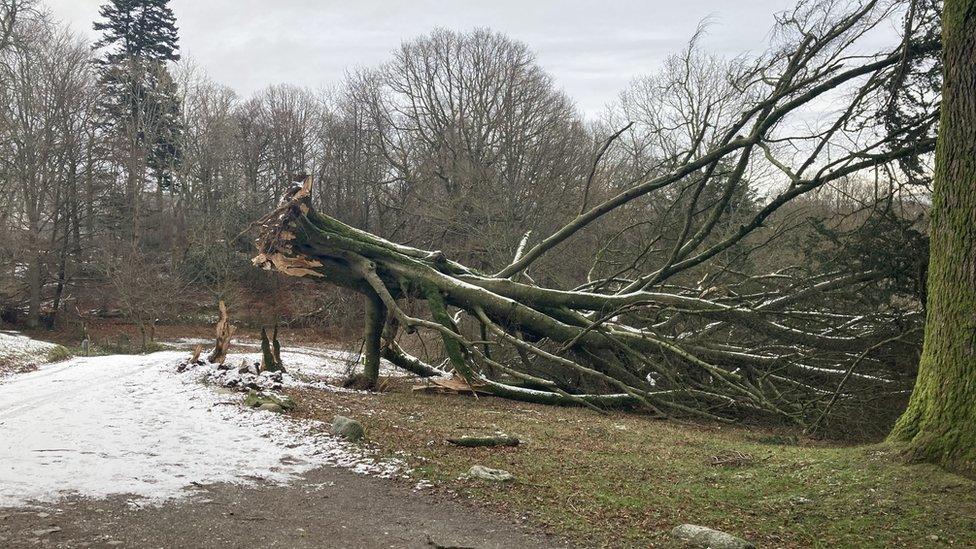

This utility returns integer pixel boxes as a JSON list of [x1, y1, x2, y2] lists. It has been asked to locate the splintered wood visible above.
[[207, 300, 235, 364]]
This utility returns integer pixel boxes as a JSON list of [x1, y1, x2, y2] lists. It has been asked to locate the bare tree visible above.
[[350, 29, 591, 271], [0, 0, 34, 53], [0, 16, 94, 327]]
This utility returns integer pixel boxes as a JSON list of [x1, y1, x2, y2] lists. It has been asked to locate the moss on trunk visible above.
[[888, 0, 976, 475]]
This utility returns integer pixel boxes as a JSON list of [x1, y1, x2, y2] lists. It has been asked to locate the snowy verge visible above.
[[0, 331, 59, 375], [162, 337, 409, 382], [0, 350, 404, 508]]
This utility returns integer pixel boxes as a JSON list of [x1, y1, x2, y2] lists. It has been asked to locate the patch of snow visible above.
[[161, 338, 407, 382], [0, 351, 403, 508], [162, 337, 213, 347], [0, 331, 58, 372], [274, 348, 403, 380]]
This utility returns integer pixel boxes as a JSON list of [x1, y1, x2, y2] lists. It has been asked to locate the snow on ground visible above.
[[0, 350, 403, 508], [163, 336, 406, 381], [0, 331, 58, 374]]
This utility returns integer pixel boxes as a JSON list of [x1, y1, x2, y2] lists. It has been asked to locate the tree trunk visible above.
[[888, 0, 976, 475], [26, 251, 41, 329], [361, 292, 386, 387], [208, 300, 235, 364], [260, 325, 285, 372]]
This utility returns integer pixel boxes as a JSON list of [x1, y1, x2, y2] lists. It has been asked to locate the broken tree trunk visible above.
[[252, 178, 913, 424], [260, 325, 285, 372], [208, 300, 235, 364]]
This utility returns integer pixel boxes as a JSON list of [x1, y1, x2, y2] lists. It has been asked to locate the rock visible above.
[[244, 390, 295, 411], [258, 402, 284, 413], [790, 496, 814, 505], [671, 524, 754, 549], [468, 465, 515, 482], [260, 371, 283, 384], [31, 527, 61, 536], [243, 391, 262, 407], [331, 415, 365, 442]]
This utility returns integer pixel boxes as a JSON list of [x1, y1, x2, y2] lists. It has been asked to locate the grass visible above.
[[289, 384, 976, 548], [45, 344, 75, 362]]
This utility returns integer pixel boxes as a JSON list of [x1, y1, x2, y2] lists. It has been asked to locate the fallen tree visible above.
[[251, 0, 939, 428]]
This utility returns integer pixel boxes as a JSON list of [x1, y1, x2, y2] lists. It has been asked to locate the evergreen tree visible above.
[[94, 0, 182, 195], [93, 0, 179, 64]]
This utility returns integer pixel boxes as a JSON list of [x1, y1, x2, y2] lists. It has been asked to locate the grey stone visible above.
[[671, 524, 754, 549], [331, 415, 365, 442], [468, 465, 515, 482]]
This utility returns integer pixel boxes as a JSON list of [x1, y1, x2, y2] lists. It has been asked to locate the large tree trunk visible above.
[[888, 0, 976, 475]]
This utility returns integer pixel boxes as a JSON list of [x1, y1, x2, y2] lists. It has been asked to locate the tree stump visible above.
[[207, 300, 235, 364]]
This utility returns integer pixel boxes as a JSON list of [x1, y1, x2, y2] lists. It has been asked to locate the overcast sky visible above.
[[44, 0, 797, 118]]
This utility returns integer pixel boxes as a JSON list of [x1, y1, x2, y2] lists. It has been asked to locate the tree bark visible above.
[[361, 292, 386, 387], [208, 300, 234, 364], [260, 325, 285, 372], [888, 0, 976, 475]]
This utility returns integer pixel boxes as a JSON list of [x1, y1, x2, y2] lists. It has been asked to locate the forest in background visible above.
[[0, 0, 940, 440]]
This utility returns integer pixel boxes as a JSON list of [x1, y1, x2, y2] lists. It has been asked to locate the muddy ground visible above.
[[0, 465, 569, 549]]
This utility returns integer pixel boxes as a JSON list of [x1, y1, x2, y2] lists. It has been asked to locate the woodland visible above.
[[1, 0, 973, 486]]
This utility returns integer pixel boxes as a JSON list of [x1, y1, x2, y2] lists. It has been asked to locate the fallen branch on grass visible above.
[[447, 435, 521, 448]]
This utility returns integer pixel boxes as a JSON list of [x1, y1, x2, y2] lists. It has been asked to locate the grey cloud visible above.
[[45, 0, 797, 117]]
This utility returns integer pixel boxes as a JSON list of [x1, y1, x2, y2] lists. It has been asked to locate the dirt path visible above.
[[0, 343, 567, 548], [0, 465, 567, 548]]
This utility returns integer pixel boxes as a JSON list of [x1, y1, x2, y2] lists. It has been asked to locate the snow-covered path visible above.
[[0, 351, 397, 508]]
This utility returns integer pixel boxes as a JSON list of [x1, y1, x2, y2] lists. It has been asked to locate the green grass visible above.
[[291, 385, 976, 548]]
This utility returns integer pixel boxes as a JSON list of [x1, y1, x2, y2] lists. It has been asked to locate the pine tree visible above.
[[94, 0, 182, 200], [93, 0, 179, 64]]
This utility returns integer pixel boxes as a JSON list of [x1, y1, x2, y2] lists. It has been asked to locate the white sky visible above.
[[43, 0, 800, 118]]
